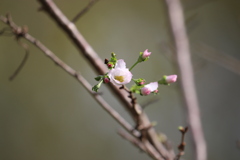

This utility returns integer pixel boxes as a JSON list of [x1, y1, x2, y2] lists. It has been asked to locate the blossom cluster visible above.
[[92, 49, 177, 96]]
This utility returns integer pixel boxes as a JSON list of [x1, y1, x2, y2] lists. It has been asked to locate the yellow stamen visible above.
[[114, 76, 124, 82]]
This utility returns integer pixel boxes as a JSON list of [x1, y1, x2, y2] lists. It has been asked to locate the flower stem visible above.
[[129, 61, 139, 71]]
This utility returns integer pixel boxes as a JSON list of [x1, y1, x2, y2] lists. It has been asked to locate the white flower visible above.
[[108, 59, 132, 86], [141, 82, 158, 96]]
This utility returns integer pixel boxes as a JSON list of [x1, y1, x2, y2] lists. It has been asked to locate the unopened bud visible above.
[[103, 77, 110, 83], [139, 81, 145, 85], [111, 52, 116, 58], [104, 59, 109, 64], [178, 126, 184, 132], [158, 74, 178, 85], [165, 75, 177, 83], [107, 63, 113, 68], [142, 49, 151, 59], [137, 49, 152, 63]]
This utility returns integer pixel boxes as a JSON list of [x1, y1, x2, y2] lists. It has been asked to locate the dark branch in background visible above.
[[0, 15, 29, 81], [164, 0, 207, 160], [236, 139, 240, 150], [37, 0, 174, 159], [175, 127, 188, 160], [72, 0, 100, 22], [0, 27, 13, 36], [194, 43, 240, 76], [9, 41, 29, 81], [141, 98, 160, 109]]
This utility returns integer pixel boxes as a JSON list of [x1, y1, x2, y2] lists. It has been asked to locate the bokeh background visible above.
[[1, 0, 240, 159]]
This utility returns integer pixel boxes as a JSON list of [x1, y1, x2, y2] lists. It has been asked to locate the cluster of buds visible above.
[[133, 78, 145, 86], [92, 49, 177, 96], [105, 53, 117, 69]]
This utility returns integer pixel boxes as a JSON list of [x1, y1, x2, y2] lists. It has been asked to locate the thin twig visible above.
[[9, 40, 29, 81], [0, 15, 30, 81], [37, 1, 174, 159], [0, 14, 140, 140], [164, 0, 207, 160], [175, 127, 188, 160], [141, 98, 160, 109], [0, 27, 13, 36], [72, 0, 100, 23], [118, 130, 147, 153]]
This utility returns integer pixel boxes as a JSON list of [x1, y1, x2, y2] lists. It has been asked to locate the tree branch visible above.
[[164, 0, 207, 160], [37, 0, 174, 159], [118, 129, 164, 160], [175, 127, 188, 160]]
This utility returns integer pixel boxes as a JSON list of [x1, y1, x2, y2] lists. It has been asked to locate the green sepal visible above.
[[92, 80, 103, 92], [110, 52, 117, 63], [95, 75, 103, 81], [158, 75, 170, 85], [132, 78, 145, 86], [137, 52, 149, 63], [111, 52, 116, 58], [130, 84, 144, 94]]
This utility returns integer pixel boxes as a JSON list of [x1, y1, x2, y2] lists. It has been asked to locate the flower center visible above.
[[114, 76, 124, 82]]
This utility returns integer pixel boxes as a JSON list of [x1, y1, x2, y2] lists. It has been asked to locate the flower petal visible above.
[[142, 49, 151, 59], [141, 87, 151, 95], [145, 82, 158, 92], [166, 75, 177, 83], [115, 59, 126, 69], [108, 67, 132, 86]]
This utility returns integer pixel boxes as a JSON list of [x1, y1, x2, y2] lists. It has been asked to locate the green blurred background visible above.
[[1, 0, 240, 159]]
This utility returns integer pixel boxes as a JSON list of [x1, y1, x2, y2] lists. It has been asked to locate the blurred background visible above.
[[1, 0, 240, 159]]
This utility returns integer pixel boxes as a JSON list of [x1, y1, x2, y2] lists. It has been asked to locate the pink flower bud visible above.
[[142, 49, 151, 59], [103, 77, 110, 83], [165, 75, 177, 83], [139, 81, 145, 85], [153, 89, 158, 93], [107, 63, 113, 68], [141, 87, 151, 95]]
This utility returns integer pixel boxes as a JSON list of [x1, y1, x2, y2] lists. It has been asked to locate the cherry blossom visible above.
[[108, 59, 132, 86]]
